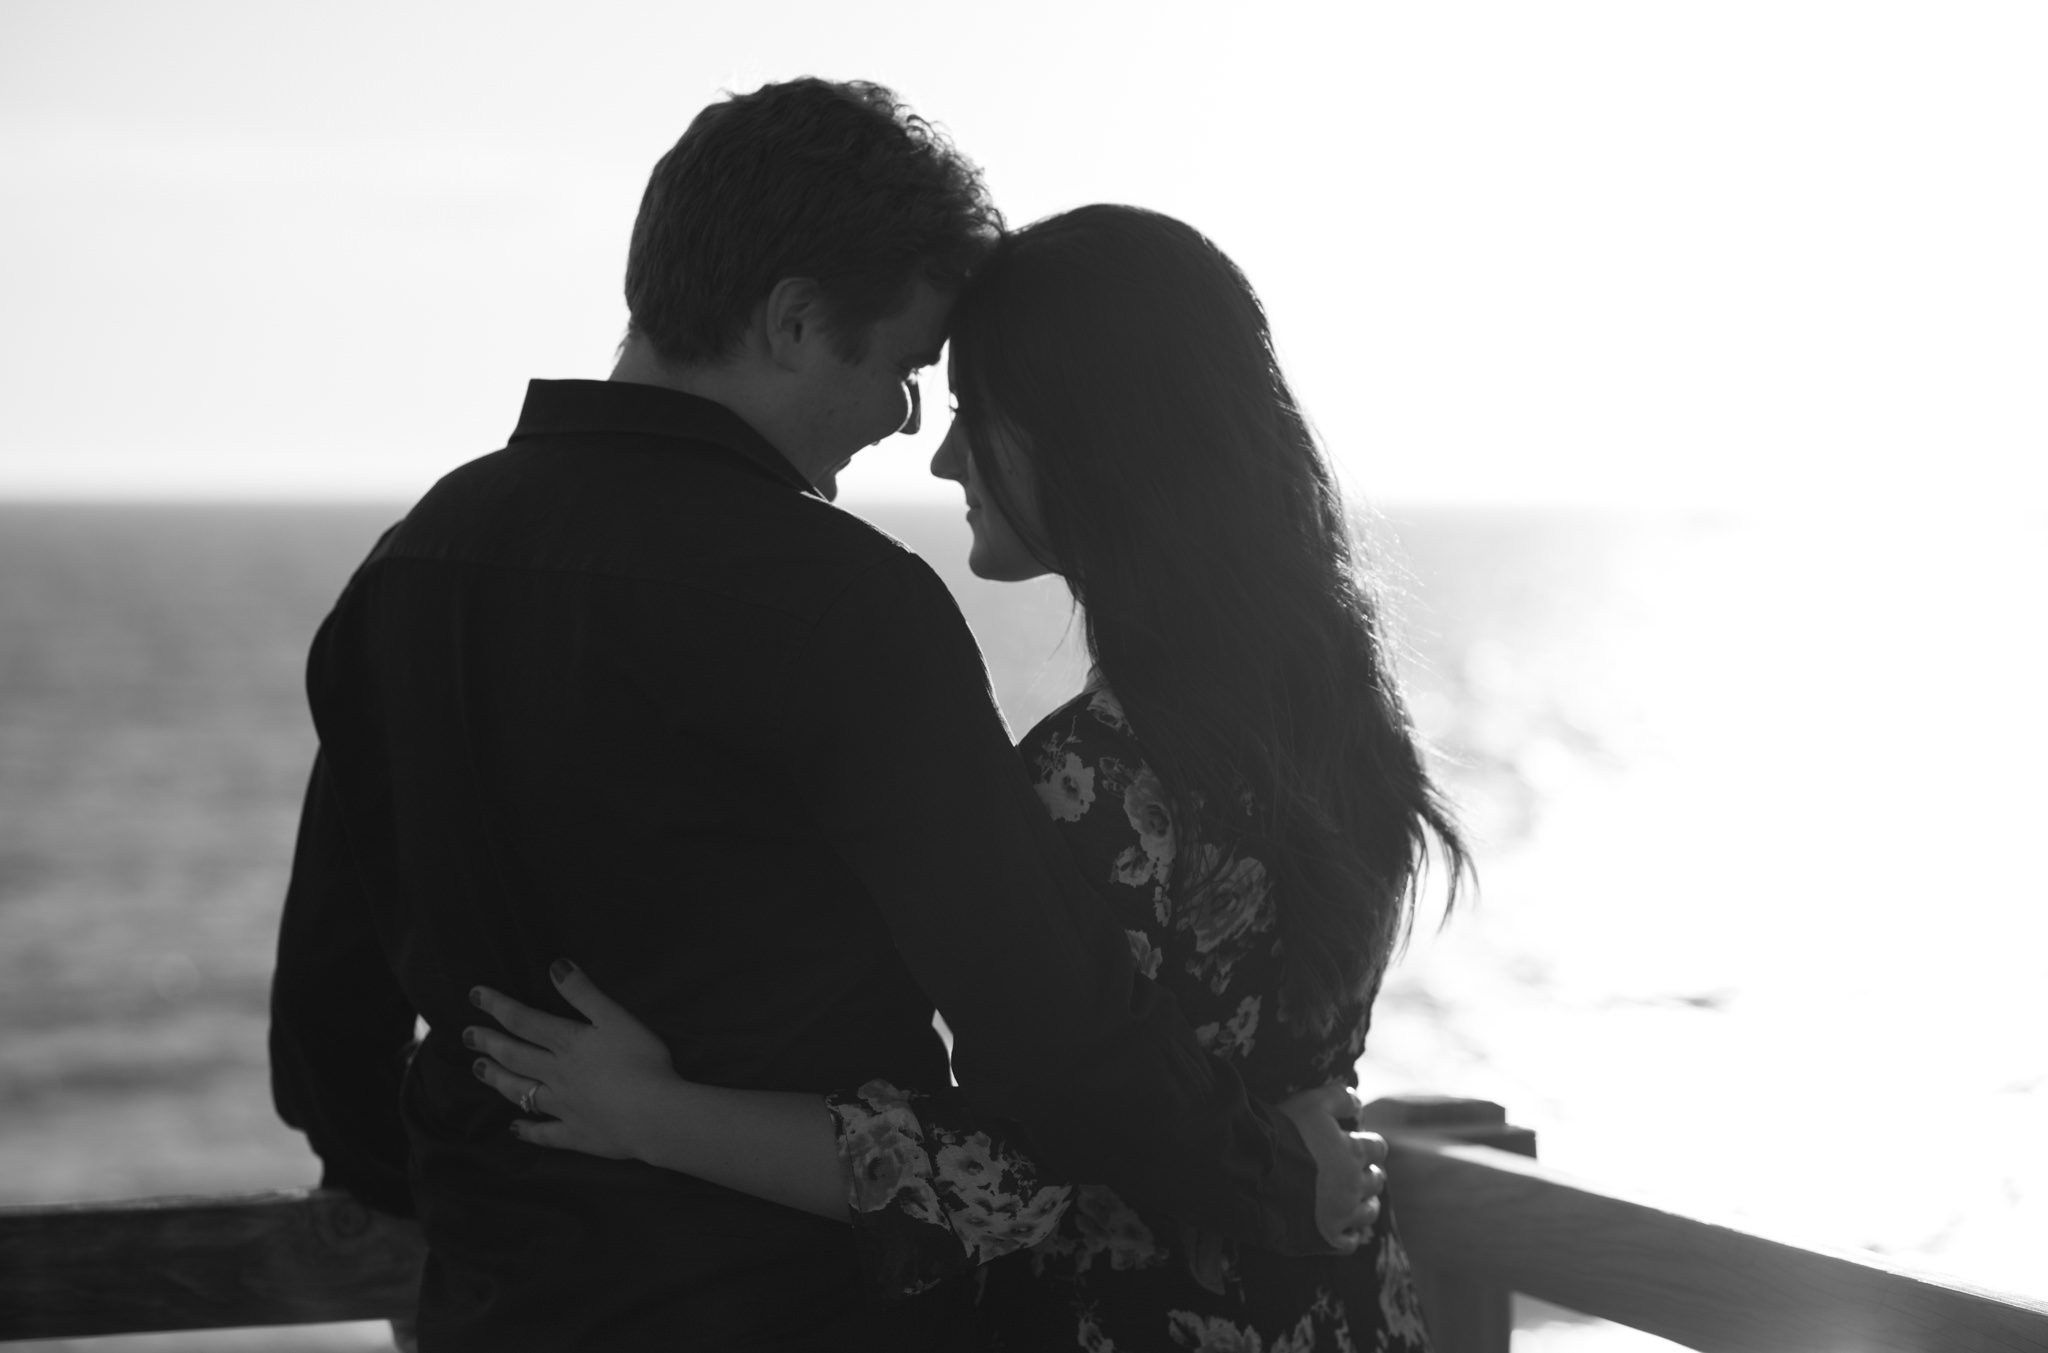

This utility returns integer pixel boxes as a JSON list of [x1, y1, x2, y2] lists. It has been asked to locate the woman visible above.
[[466, 204, 1468, 1350]]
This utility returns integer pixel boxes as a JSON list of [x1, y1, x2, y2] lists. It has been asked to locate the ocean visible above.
[[1, 500, 2042, 1350]]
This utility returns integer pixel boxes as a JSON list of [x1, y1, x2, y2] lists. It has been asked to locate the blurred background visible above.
[[2, 2, 2042, 1348]]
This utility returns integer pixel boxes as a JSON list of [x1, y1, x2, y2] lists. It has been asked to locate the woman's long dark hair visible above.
[[950, 204, 1470, 1021]]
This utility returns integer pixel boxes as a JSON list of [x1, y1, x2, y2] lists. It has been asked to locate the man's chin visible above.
[[815, 457, 854, 502]]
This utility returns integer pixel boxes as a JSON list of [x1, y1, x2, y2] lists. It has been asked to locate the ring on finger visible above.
[[518, 1082, 541, 1115]]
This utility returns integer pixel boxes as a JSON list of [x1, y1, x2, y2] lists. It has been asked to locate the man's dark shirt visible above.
[[269, 379, 1323, 1350]]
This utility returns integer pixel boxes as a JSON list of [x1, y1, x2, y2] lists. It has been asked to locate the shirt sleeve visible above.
[[268, 742, 418, 1218], [826, 1079, 1072, 1301], [783, 552, 1325, 1256]]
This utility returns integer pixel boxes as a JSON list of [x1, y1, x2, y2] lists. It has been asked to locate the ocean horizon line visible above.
[[0, 491, 1889, 517]]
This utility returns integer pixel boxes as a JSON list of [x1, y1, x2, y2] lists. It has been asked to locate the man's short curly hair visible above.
[[625, 78, 1003, 364]]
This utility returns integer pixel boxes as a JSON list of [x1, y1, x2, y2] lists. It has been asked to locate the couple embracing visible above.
[[270, 76, 1468, 1351]]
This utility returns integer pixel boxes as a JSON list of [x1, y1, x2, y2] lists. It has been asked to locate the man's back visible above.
[[275, 380, 976, 1347]]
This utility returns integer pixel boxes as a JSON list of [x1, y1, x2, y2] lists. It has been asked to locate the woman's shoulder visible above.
[[1022, 682, 1145, 762], [1019, 684, 1167, 832]]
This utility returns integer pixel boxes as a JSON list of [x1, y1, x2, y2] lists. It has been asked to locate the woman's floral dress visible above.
[[824, 687, 1434, 1353]]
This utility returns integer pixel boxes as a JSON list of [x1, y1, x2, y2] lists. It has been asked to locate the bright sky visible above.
[[2, 0, 2042, 506]]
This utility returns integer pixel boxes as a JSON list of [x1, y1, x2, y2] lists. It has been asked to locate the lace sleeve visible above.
[[826, 1078, 1072, 1302]]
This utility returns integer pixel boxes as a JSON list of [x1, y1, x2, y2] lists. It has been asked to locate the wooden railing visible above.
[[3, 1096, 2045, 1351], [1358, 1099, 2048, 1353], [0, 1187, 419, 1339]]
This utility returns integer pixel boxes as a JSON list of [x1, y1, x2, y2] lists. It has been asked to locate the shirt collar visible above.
[[507, 379, 815, 496]]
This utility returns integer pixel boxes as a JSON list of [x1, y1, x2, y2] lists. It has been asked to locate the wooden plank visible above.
[[7, 1124, 2044, 1353], [0, 1189, 423, 1341], [1362, 1096, 1535, 1353], [1383, 1135, 2048, 1353], [1360, 1093, 1536, 1154]]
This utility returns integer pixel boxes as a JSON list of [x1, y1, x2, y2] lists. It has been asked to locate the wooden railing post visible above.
[[1360, 1094, 1537, 1353]]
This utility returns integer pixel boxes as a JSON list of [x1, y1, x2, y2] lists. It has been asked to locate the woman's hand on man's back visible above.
[[464, 960, 678, 1162]]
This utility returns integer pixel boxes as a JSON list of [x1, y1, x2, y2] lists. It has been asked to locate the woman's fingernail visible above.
[[461, 1028, 477, 1049], [468, 987, 482, 1007], [550, 959, 573, 983], [473, 1059, 488, 1078]]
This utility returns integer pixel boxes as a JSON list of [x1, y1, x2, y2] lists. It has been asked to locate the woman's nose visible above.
[[931, 422, 965, 483]]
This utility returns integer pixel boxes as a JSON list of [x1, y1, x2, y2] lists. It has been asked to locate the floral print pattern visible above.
[[829, 1078, 1071, 1297], [1039, 750, 1099, 823], [1180, 854, 1278, 993], [828, 687, 1432, 1352]]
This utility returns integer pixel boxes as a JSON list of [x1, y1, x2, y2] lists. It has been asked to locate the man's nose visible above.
[[900, 375, 921, 436]]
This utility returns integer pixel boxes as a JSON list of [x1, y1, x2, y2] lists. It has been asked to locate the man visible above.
[[270, 78, 1370, 1350]]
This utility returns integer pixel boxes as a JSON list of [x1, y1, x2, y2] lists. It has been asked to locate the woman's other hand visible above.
[[1275, 1082, 1387, 1253], [464, 960, 675, 1161]]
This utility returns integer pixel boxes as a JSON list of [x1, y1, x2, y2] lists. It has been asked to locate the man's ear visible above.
[[762, 277, 827, 373]]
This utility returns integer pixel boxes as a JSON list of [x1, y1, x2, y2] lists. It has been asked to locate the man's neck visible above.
[[609, 335, 740, 408], [607, 334, 824, 487]]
